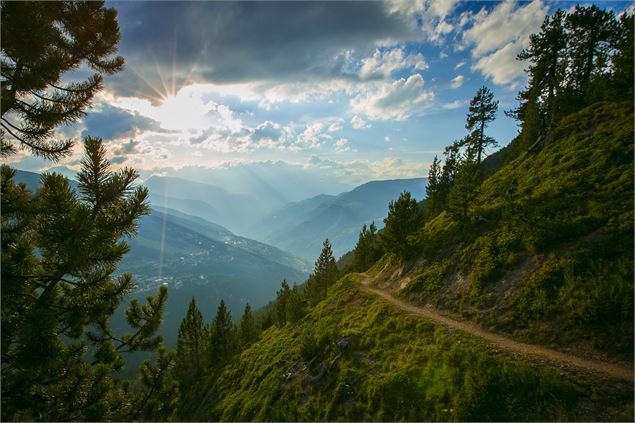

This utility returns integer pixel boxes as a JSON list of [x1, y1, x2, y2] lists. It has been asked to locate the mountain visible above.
[[186, 101, 634, 422], [117, 207, 308, 345], [143, 176, 272, 235], [12, 168, 79, 192], [253, 178, 427, 260]]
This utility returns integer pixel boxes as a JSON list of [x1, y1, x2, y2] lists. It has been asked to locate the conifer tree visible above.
[[516, 10, 567, 124], [382, 191, 423, 258], [175, 298, 208, 387], [209, 299, 235, 367], [352, 222, 381, 271], [565, 5, 619, 106], [239, 303, 258, 347], [465, 86, 498, 164], [1, 1, 124, 158], [275, 280, 292, 326], [1, 138, 172, 421], [447, 149, 482, 224], [314, 239, 339, 298], [286, 283, 305, 323], [425, 155, 442, 216]]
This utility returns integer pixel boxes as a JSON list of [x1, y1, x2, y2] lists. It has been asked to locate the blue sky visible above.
[[8, 0, 633, 192]]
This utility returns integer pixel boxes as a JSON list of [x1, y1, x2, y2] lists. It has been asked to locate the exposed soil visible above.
[[358, 273, 634, 383]]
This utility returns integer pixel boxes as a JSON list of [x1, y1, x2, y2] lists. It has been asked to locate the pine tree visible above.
[[315, 239, 339, 298], [286, 283, 305, 323], [565, 5, 619, 107], [1, 1, 124, 159], [516, 10, 567, 124], [238, 303, 258, 347], [274, 280, 291, 326], [1, 138, 172, 421], [611, 14, 634, 101], [465, 86, 499, 164], [382, 191, 423, 258], [447, 149, 482, 224], [425, 155, 442, 216], [175, 298, 208, 387], [209, 299, 235, 367], [352, 222, 382, 271]]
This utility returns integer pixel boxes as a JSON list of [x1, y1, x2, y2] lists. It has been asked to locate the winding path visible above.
[[357, 274, 634, 383]]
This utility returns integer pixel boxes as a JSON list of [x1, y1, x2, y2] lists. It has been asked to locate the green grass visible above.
[[400, 101, 634, 359], [192, 275, 632, 422]]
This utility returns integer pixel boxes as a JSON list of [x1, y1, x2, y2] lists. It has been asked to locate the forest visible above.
[[1, 1, 633, 421]]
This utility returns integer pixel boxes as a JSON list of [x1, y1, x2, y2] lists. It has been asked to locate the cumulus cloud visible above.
[[351, 115, 371, 129], [463, 0, 547, 86], [113, 139, 142, 155], [305, 155, 429, 185], [327, 118, 345, 132], [350, 74, 434, 121], [442, 99, 465, 110], [450, 74, 464, 89], [81, 104, 161, 140], [358, 47, 427, 79], [108, 1, 420, 98], [388, 0, 461, 43], [334, 138, 354, 153]]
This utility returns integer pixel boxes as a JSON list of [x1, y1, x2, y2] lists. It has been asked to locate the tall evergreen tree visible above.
[[447, 149, 482, 224], [425, 155, 442, 216], [238, 303, 258, 347], [382, 191, 423, 258], [465, 86, 499, 164], [0, 1, 124, 158], [352, 222, 381, 271], [516, 10, 567, 124], [275, 280, 292, 326], [286, 283, 305, 324], [175, 298, 208, 387], [1, 139, 172, 421], [565, 5, 619, 106], [611, 14, 634, 101], [209, 299, 235, 367]]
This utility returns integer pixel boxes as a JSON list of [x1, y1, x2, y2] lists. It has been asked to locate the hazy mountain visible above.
[[117, 207, 308, 351], [143, 176, 277, 235], [255, 178, 427, 260]]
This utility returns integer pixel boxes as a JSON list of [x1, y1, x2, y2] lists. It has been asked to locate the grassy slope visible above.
[[399, 101, 633, 361], [192, 275, 632, 421]]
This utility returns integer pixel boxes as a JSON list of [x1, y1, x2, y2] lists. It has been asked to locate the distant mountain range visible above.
[[10, 169, 309, 344], [144, 176, 273, 235], [251, 178, 427, 260]]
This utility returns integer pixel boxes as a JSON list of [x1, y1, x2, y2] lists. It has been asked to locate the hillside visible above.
[[119, 208, 309, 341], [377, 101, 634, 363], [254, 178, 427, 260], [191, 275, 632, 421]]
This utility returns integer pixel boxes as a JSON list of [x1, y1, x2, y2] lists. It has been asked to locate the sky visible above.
[[7, 0, 633, 193]]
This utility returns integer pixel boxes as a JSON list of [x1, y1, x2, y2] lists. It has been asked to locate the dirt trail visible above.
[[358, 274, 634, 383]]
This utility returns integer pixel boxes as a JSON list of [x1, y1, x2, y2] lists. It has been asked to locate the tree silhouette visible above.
[[0, 1, 124, 159], [1, 138, 172, 421], [465, 86, 498, 164]]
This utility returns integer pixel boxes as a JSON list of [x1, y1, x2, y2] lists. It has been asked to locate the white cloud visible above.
[[351, 115, 371, 129], [305, 155, 429, 185], [327, 118, 345, 132], [334, 138, 353, 153], [463, 0, 547, 86], [350, 74, 434, 121], [455, 61, 466, 69], [442, 99, 465, 110], [450, 74, 464, 89], [359, 47, 427, 79], [389, 0, 460, 43]]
